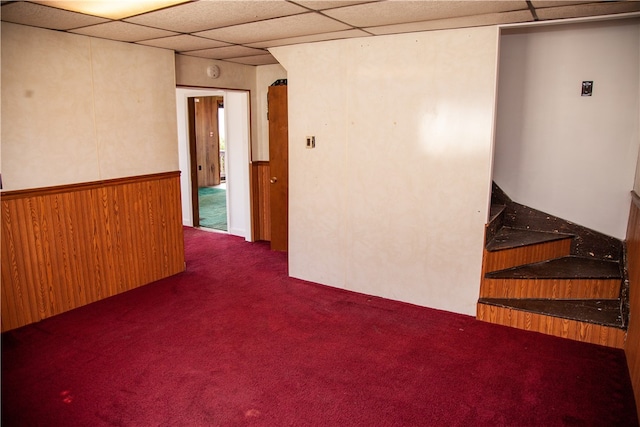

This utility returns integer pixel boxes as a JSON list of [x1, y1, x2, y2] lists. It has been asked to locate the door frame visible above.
[[187, 97, 199, 227], [176, 87, 253, 241], [188, 95, 223, 227]]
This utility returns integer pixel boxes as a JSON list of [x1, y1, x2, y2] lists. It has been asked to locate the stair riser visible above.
[[481, 278, 620, 299], [477, 303, 626, 348], [483, 239, 572, 274]]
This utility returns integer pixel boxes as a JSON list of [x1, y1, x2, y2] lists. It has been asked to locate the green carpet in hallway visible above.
[[198, 186, 227, 231]]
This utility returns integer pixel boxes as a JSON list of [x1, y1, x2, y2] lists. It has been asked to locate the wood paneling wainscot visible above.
[[1, 172, 185, 332], [625, 191, 640, 421]]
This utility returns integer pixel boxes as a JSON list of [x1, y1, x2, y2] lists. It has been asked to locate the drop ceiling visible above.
[[2, 0, 639, 65]]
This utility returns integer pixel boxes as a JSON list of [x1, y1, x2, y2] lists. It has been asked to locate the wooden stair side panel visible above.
[[481, 277, 621, 299], [477, 302, 626, 348], [483, 238, 572, 273]]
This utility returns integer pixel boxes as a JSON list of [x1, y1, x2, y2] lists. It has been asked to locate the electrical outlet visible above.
[[306, 136, 315, 149]]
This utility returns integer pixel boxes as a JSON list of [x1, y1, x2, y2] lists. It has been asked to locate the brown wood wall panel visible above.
[[625, 191, 640, 420], [477, 303, 626, 348], [482, 239, 572, 274], [251, 161, 271, 241], [481, 277, 620, 299], [1, 172, 185, 332]]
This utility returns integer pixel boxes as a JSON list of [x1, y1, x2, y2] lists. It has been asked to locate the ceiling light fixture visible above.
[[34, 0, 192, 20]]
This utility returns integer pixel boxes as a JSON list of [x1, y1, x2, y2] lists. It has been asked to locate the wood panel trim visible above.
[[625, 190, 640, 420], [477, 303, 626, 348], [0, 171, 180, 200], [1, 173, 185, 332]]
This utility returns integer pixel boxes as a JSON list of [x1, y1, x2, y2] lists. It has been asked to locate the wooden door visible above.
[[268, 85, 288, 251], [195, 96, 222, 187]]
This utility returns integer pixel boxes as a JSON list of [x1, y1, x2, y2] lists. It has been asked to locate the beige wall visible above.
[[1, 23, 178, 190], [272, 26, 499, 316], [175, 54, 255, 91], [494, 19, 640, 239], [175, 54, 265, 160], [174, 55, 285, 162]]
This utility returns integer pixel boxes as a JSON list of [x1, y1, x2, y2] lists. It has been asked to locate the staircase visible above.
[[477, 183, 629, 348]]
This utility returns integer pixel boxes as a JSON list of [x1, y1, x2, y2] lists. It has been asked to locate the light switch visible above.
[[306, 136, 315, 149]]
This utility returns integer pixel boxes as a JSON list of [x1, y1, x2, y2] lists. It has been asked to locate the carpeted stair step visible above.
[[478, 297, 625, 329], [485, 255, 621, 280], [486, 204, 506, 242], [477, 182, 628, 347], [482, 256, 622, 299], [482, 227, 574, 274], [476, 298, 627, 348], [489, 204, 506, 223], [486, 226, 574, 252]]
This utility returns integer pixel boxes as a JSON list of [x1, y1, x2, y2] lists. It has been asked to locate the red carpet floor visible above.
[[2, 227, 638, 426]]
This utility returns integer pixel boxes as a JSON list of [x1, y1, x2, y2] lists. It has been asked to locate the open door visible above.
[[268, 83, 288, 251]]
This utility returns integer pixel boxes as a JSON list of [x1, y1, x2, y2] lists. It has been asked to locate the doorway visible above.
[[176, 88, 252, 241], [193, 96, 227, 231]]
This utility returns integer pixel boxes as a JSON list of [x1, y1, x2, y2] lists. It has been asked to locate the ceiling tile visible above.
[[136, 35, 230, 51], [3, 0, 637, 67], [70, 21, 179, 42], [0, 1, 109, 30], [324, 0, 529, 28], [225, 54, 281, 66], [195, 12, 352, 45], [31, 0, 191, 20], [536, 1, 640, 20], [367, 9, 534, 35], [124, 0, 308, 33], [248, 28, 371, 48], [291, 0, 379, 11], [531, 1, 598, 8], [183, 45, 268, 60]]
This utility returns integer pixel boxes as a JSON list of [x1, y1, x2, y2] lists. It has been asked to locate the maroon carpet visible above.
[[2, 227, 638, 426]]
